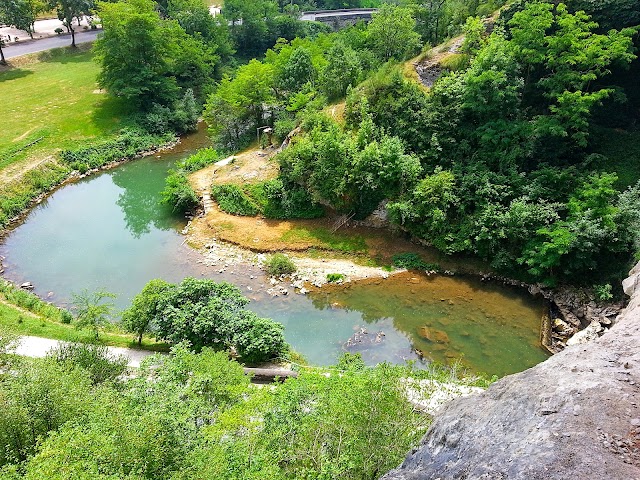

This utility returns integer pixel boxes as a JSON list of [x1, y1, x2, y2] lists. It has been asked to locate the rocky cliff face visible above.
[[382, 265, 640, 480]]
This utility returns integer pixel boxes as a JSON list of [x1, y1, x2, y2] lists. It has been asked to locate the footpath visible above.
[[15, 335, 156, 367]]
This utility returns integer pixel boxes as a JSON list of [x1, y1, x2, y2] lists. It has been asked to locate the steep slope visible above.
[[382, 265, 640, 479]]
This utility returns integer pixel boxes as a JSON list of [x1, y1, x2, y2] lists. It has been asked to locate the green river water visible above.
[[0, 128, 549, 376]]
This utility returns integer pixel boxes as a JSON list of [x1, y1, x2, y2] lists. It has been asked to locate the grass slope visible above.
[[0, 46, 129, 176]]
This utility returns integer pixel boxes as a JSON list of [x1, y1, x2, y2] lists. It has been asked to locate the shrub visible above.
[[392, 252, 440, 272], [60, 128, 174, 172], [178, 148, 220, 173], [161, 171, 199, 213], [265, 253, 296, 276], [326, 273, 345, 283], [211, 184, 259, 216], [593, 283, 614, 301], [230, 313, 288, 364], [54, 27, 64, 34], [48, 342, 128, 385]]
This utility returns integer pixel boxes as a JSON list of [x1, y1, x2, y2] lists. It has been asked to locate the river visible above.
[[0, 128, 549, 376]]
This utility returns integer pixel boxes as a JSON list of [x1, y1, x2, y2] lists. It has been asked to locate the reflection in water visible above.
[[112, 160, 177, 237], [0, 126, 549, 377]]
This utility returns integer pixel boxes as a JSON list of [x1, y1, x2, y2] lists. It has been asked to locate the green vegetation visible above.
[[0, 340, 489, 479], [212, 180, 324, 218], [211, 183, 260, 216], [265, 253, 297, 276], [326, 273, 345, 283], [0, 48, 128, 170], [60, 128, 175, 173], [122, 277, 288, 363], [161, 171, 200, 213], [392, 253, 441, 272]]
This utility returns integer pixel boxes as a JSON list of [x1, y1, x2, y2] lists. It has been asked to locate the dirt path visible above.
[[14, 335, 157, 367]]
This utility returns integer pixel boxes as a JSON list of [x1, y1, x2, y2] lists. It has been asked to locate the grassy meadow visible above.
[[0, 46, 130, 174]]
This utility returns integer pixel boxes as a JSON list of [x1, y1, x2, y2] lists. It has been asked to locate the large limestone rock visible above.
[[382, 264, 640, 480]]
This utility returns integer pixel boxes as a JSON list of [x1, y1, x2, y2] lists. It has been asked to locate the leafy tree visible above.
[[121, 279, 171, 344], [367, 4, 421, 61], [278, 47, 316, 93], [95, 0, 217, 109], [48, 0, 92, 47], [0, 0, 47, 39], [204, 59, 276, 148], [320, 41, 362, 100], [71, 289, 116, 339], [129, 278, 288, 363]]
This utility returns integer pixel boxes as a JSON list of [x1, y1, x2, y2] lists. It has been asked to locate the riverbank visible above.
[[185, 143, 624, 355]]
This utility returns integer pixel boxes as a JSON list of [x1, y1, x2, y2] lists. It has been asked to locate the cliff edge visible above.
[[382, 265, 640, 480]]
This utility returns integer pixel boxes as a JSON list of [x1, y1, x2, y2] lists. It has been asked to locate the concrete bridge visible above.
[[300, 8, 377, 29]]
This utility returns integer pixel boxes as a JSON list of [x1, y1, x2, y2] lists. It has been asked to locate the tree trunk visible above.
[[70, 27, 76, 47], [137, 333, 142, 345], [0, 42, 6, 66]]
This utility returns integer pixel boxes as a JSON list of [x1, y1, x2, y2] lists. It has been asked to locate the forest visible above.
[[0, 0, 639, 477]]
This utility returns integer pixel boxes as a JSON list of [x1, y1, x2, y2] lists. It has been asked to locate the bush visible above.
[[593, 283, 614, 301], [230, 314, 288, 364], [60, 128, 174, 173], [211, 184, 259, 216], [48, 342, 128, 385], [326, 273, 345, 283], [265, 253, 296, 276], [392, 253, 440, 272], [161, 171, 199, 213], [178, 148, 220, 173]]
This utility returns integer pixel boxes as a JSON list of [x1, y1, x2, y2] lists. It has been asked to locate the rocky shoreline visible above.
[[381, 262, 640, 479]]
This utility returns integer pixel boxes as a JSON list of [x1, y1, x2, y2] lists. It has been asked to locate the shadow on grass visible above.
[[0, 67, 34, 82], [36, 43, 93, 64]]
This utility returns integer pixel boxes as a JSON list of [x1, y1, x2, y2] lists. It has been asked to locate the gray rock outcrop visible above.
[[382, 264, 640, 480]]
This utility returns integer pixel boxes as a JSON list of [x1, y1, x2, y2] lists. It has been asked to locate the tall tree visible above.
[[1, 0, 47, 39], [367, 4, 421, 61], [49, 0, 92, 47]]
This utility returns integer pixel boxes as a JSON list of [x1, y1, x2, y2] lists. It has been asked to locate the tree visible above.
[[204, 59, 275, 147], [121, 279, 171, 345], [129, 278, 288, 363], [0, 0, 47, 39], [48, 0, 92, 47], [278, 47, 315, 93], [94, 0, 179, 108], [367, 4, 421, 61], [71, 289, 116, 339], [320, 41, 362, 100]]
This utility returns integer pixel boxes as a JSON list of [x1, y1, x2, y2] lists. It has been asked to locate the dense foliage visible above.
[[268, 1, 640, 286], [121, 277, 288, 363], [0, 341, 485, 479], [212, 179, 324, 218]]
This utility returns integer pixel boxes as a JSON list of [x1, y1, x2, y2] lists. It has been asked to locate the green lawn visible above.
[[0, 301, 169, 351], [0, 46, 130, 173]]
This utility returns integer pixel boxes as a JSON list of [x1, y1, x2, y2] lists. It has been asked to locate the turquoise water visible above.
[[0, 129, 549, 376]]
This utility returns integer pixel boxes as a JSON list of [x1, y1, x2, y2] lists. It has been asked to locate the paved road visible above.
[[3, 30, 101, 59], [15, 335, 157, 367]]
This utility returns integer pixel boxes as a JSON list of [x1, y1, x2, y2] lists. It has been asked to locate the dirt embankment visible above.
[[185, 146, 486, 287]]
